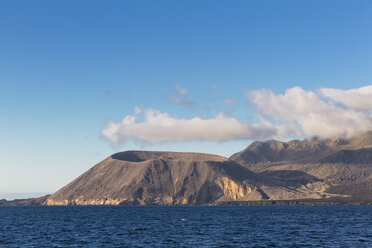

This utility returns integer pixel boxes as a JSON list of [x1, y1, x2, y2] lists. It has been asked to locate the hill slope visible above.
[[46, 151, 268, 205], [46, 150, 344, 205]]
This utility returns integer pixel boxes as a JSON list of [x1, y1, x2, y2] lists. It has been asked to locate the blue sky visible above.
[[1, 0, 371, 198]]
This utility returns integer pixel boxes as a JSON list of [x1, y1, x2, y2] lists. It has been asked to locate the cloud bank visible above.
[[320, 85, 372, 111], [248, 86, 372, 139], [102, 109, 281, 144], [102, 85, 372, 144]]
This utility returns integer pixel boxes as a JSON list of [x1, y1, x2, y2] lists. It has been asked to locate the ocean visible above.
[[1, 205, 371, 247]]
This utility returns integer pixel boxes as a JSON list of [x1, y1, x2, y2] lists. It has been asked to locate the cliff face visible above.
[[45, 151, 268, 205]]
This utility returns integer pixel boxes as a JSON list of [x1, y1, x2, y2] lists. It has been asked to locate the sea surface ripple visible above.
[[0, 205, 372, 247]]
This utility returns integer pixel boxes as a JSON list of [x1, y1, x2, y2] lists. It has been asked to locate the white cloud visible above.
[[102, 85, 372, 145], [320, 85, 372, 110], [102, 108, 281, 144], [174, 83, 187, 95], [247, 86, 372, 139], [134, 106, 142, 114]]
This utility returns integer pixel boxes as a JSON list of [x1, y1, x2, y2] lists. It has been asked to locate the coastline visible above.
[[2, 196, 372, 206]]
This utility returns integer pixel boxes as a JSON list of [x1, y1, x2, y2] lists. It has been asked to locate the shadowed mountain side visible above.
[[321, 148, 372, 164], [242, 161, 372, 201], [257, 170, 321, 188], [230, 139, 337, 164]]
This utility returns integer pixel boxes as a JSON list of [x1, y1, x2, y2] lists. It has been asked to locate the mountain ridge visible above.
[[2, 132, 372, 206], [230, 131, 372, 165]]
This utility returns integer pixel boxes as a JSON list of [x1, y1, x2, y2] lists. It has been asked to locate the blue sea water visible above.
[[0, 205, 372, 247]]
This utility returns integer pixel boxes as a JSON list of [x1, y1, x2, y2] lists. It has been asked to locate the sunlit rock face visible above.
[[215, 177, 251, 200]]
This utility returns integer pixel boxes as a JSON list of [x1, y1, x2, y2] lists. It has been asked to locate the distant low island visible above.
[[2, 131, 372, 206]]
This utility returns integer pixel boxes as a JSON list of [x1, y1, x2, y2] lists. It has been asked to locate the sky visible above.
[[1, 0, 372, 199]]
